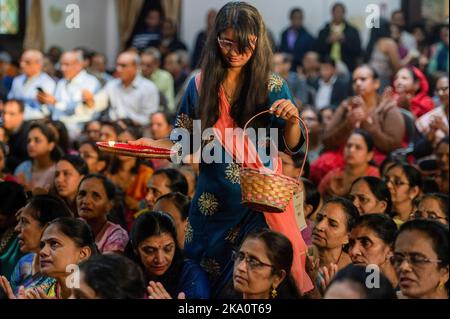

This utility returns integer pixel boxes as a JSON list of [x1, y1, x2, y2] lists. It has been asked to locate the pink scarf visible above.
[[195, 75, 313, 294]]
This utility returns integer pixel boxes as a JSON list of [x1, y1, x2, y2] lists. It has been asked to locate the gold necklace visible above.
[[222, 84, 236, 104]]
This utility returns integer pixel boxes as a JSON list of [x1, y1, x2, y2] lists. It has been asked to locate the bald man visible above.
[[84, 50, 159, 126], [7, 50, 56, 120], [38, 50, 101, 139]]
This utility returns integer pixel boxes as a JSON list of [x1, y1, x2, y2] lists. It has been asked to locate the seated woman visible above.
[[153, 192, 190, 249], [232, 229, 300, 299], [54, 155, 88, 215], [0, 182, 27, 280], [71, 254, 146, 299], [392, 219, 448, 299], [393, 66, 434, 118], [148, 112, 173, 170], [348, 176, 392, 215], [435, 137, 449, 194], [313, 65, 405, 184], [78, 141, 108, 174], [99, 121, 124, 142], [384, 161, 422, 227], [128, 212, 210, 299], [412, 193, 448, 225], [8, 195, 72, 295], [76, 174, 129, 254], [1, 218, 97, 299], [309, 197, 359, 291], [14, 122, 62, 192], [415, 76, 448, 150], [82, 120, 101, 142], [348, 214, 398, 287], [324, 264, 396, 299], [106, 127, 154, 220], [319, 129, 379, 198]]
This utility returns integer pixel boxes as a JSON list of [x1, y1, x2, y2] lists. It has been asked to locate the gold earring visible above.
[[271, 286, 277, 299], [438, 281, 445, 290]]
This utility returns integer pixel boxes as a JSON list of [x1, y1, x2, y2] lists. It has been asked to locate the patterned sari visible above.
[[171, 73, 313, 297]]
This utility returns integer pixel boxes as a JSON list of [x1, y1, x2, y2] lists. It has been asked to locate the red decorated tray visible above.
[[96, 141, 176, 159]]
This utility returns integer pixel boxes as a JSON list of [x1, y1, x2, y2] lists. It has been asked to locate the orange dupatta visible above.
[[195, 75, 313, 294]]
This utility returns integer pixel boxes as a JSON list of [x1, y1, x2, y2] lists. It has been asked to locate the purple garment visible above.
[[287, 29, 298, 51], [301, 219, 313, 246]]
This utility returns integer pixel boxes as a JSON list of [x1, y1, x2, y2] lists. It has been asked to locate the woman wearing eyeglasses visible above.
[[412, 193, 448, 225], [129, 2, 312, 297], [383, 162, 422, 227], [232, 229, 299, 299], [392, 219, 449, 299]]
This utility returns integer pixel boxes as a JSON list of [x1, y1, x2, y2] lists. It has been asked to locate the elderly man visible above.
[[7, 50, 55, 120], [141, 48, 175, 114], [37, 50, 101, 139], [84, 51, 159, 126]]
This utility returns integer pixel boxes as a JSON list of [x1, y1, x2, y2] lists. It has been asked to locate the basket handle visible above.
[[242, 109, 310, 182]]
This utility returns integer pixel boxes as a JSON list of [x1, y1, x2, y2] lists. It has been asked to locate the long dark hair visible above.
[[47, 217, 98, 254], [26, 194, 73, 226], [326, 264, 397, 299], [127, 211, 184, 297], [198, 2, 273, 131], [27, 122, 63, 162], [78, 254, 146, 299]]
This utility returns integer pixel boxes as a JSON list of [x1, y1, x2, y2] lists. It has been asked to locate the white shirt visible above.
[[315, 75, 337, 110], [52, 70, 101, 139], [401, 31, 417, 52], [415, 106, 448, 145], [92, 75, 159, 126], [7, 73, 56, 120]]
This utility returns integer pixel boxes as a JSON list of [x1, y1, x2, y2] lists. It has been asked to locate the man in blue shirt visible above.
[[37, 50, 100, 139], [7, 50, 55, 121]]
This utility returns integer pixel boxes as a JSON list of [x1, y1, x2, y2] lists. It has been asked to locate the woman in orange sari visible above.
[[130, 2, 312, 297]]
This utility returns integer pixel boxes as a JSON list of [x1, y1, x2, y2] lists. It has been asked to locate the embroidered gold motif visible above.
[[185, 221, 193, 243], [198, 193, 219, 216], [225, 226, 241, 243], [200, 258, 221, 279], [225, 162, 241, 184], [175, 113, 193, 132], [268, 74, 284, 93]]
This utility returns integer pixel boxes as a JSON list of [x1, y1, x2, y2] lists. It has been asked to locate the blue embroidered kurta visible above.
[[172, 74, 302, 298]]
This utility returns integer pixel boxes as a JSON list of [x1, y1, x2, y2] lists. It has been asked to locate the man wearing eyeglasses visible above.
[[37, 50, 101, 140], [7, 50, 55, 121], [83, 50, 159, 128]]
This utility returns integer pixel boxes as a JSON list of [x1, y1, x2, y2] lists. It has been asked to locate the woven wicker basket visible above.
[[239, 110, 309, 213]]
